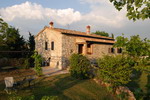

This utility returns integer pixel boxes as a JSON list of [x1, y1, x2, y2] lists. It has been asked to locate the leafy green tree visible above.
[[126, 35, 150, 57], [115, 35, 150, 58], [92, 31, 109, 37], [110, 0, 150, 20], [97, 55, 133, 88], [111, 33, 114, 39], [114, 35, 150, 74], [4, 27, 25, 51], [0, 18, 8, 34], [0, 18, 26, 58], [28, 32, 35, 52], [114, 34, 128, 54], [28, 32, 35, 67], [0, 18, 8, 50]]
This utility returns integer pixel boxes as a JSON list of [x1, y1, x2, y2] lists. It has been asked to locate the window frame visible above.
[[51, 41, 54, 50], [45, 41, 48, 50]]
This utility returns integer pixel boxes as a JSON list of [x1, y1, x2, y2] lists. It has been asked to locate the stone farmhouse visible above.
[[35, 22, 121, 69]]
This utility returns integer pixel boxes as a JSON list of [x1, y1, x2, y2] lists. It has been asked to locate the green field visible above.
[[0, 74, 117, 100]]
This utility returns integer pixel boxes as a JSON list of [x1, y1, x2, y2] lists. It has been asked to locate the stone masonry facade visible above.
[[35, 22, 119, 69]]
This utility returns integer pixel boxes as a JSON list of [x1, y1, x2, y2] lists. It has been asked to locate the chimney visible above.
[[49, 21, 54, 28], [86, 25, 90, 34]]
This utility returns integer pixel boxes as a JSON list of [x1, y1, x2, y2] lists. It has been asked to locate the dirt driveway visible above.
[[42, 66, 69, 76]]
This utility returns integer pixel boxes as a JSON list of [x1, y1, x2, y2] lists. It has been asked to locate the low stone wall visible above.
[[93, 79, 136, 100]]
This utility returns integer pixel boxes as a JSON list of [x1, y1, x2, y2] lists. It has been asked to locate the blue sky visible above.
[[0, 0, 149, 39]]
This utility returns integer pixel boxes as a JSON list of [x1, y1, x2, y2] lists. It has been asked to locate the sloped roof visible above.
[[52, 28, 114, 40], [35, 26, 115, 44]]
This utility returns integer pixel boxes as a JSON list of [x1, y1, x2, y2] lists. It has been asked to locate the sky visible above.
[[0, 0, 149, 39]]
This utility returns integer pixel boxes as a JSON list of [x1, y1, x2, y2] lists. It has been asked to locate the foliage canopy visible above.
[[110, 0, 150, 20], [92, 31, 109, 37], [114, 35, 150, 58], [97, 55, 133, 87]]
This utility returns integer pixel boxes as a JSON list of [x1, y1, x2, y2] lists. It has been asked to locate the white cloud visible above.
[[1, 1, 148, 39], [0, 1, 81, 25], [0, 1, 127, 28], [80, 0, 127, 28]]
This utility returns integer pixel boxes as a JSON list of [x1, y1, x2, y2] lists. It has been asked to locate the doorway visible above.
[[78, 44, 83, 54]]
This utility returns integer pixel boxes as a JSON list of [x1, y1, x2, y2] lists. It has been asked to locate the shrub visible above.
[[97, 55, 133, 88], [117, 92, 129, 100], [24, 58, 30, 69], [133, 88, 144, 100], [41, 96, 58, 100], [9, 96, 22, 100], [9, 95, 35, 100], [32, 52, 43, 76], [10, 58, 25, 68], [0, 58, 9, 68], [69, 53, 92, 79]]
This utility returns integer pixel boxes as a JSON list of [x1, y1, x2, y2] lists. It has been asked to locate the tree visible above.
[[114, 34, 128, 54], [4, 27, 25, 51], [110, 0, 150, 20], [92, 31, 109, 37], [114, 35, 150, 75], [0, 18, 26, 58], [111, 33, 114, 39], [0, 18, 8, 34], [28, 32, 35, 67], [0, 18, 8, 50], [114, 35, 150, 58], [97, 55, 133, 87], [126, 35, 149, 57], [28, 32, 35, 52]]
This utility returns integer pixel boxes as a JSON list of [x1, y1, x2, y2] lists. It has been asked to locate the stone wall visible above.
[[61, 34, 116, 68], [87, 44, 116, 64], [35, 28, 63, 69], [35, 28, 117, 69], [62, 35, 77, 68]]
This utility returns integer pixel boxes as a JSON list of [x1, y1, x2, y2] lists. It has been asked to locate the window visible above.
[[87, 44, 92, 54], [108, 48, 111, 53], [45, 42, 48, 50], [51, 41, 54, 50], [109, 48, 115, 53], [117, 48, 122, 53]]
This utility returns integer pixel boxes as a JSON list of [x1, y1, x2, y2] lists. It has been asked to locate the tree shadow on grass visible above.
[[126, 70, 141, 91], [126, 70, 143, 99], [32, 75, 84, 100], [144, 74, 150, 100]]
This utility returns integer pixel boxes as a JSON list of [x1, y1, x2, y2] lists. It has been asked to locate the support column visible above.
[[83, 43, 87, 55]]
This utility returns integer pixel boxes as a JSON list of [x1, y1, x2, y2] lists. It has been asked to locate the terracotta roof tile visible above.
[[35, 27, 115, 44], [52, 28, 114, 40]]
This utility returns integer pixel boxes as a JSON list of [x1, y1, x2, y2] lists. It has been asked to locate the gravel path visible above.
[[42, 67, 69, 77]]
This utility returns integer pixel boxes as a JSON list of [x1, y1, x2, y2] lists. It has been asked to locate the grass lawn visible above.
[[0, 74, 117, 100]]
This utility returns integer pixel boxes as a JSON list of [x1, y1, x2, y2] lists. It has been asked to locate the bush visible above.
[[0, 58, 27, 69], [117, 92, 129, 100], [41, 96, 58, 100], [69, 53, 92, 79], [133, 88, 144, 100], [97, 55, 133, 88], [0, 58, 9, 68], [32, 52, 43, 76], [24, 58, 30, 69]]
